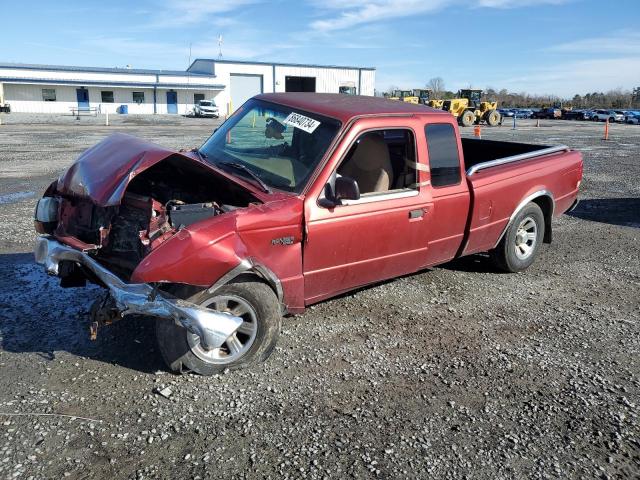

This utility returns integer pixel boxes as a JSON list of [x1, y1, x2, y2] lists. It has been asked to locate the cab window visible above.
[[425, 124, 461, 187], [337, 129, 418, 196]]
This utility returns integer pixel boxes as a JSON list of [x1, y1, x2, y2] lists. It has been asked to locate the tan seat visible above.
[[338, 134, 394, 194]]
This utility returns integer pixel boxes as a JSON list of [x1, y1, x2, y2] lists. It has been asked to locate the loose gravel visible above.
[[0, 114, 638, 479]]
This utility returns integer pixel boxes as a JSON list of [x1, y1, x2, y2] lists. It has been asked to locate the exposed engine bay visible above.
[[52, 155, 260, 278]]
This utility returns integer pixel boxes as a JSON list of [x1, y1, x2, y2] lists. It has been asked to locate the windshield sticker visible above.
[[283, 112, 321, 134]]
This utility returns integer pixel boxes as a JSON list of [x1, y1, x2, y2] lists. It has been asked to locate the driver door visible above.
[[302, 122, 433, 304]]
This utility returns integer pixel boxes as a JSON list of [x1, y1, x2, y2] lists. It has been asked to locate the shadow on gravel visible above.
[[568, 198, 640, 228], [0, 253, 164, 373], [439, 253, 504, 273]]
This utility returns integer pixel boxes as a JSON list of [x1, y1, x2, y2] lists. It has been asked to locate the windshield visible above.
[[199, 99, 341, 193], [199, 101, 214, 107]]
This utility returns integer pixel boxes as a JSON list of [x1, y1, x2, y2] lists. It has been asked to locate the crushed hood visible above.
[[57, 133, 207, 207]]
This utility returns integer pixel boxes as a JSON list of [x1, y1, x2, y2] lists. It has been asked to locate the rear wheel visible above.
[[460, 110, 476, 127], [490, 202, 545, 273], [155, 280, 281, 375], [485, 110, 500, 126]]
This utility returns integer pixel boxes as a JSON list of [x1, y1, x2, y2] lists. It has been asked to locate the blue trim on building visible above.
[[0, 62, 215, 77]]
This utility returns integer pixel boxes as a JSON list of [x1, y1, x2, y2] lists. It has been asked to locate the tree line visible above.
[[384, 77, 640, 109]]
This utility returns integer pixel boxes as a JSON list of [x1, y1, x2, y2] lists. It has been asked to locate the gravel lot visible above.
[[0, 113, 638, 479]]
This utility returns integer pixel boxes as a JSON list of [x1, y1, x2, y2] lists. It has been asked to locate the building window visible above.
[[194, 93, 205, 103], [132, 92, 145, 104], [425, 123, 461, 187], [42, 89, 56, 101], [101, 91, 114, 103], [339, 86, 356, 95]]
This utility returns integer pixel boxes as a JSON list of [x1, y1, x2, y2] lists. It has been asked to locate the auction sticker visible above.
[[283, 112, 321, 133]]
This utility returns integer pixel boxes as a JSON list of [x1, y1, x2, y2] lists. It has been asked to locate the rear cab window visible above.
[[424, 124, 461, 187]]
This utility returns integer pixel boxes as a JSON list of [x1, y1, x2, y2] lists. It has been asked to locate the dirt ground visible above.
[[0, 113, 638, 479]]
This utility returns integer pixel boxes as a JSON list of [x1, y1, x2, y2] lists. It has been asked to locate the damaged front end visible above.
[[34, 133, 262, 346], [35, 237, 242, 349]]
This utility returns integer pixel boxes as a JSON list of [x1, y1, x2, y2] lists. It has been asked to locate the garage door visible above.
[[285, 76, 316, 92], [230, 74, 263, 111]]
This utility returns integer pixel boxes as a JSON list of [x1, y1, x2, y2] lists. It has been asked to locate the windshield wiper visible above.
[[191, 148, 207, 162], [216, 161, 272, 194]]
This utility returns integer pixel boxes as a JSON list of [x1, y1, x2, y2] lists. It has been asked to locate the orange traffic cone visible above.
[[473, 125, 482, 139], [603, 118, 609, 140]]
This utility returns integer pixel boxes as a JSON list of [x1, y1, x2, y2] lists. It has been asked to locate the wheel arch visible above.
[[531, 194, 554, 243], [494, 190, 555, 248], [207, 258, 284, 310]]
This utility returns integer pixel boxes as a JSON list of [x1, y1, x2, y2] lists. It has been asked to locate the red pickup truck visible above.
[[34, 93, 582, 375]]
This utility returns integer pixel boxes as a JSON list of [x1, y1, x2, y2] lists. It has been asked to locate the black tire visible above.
[[156, 280, 281, 375], [460, 110, 475, 127], [485, 110, 500, 127], [490, 202, 545, 273]]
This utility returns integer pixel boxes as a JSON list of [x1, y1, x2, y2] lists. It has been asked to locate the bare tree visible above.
[[427, 77, 445, 99], [386, 85, 400, 96]]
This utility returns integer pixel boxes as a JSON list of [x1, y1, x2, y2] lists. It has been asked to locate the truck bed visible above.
[[461, 138, 565, 175], [459, 138, 582, 257]]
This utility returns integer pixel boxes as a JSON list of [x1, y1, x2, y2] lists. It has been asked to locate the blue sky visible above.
[[2, 0, 639, 97]]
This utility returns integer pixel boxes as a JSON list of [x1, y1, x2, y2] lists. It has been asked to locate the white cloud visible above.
[[310, 0, 448, 32], [548, 30, 640, 55], [497, 57, 640, 96], [310, 0, 570, 32], [149, 0, 258, 28], [476, 0, 567, 7]]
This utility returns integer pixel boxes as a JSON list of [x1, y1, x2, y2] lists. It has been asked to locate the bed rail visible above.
[[466, 145, 570, 176]]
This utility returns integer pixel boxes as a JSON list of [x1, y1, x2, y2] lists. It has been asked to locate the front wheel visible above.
[[485, 110, 500, 126], [156, 280, 281, 375], [460, 110, 476, 127], [490, 202, 545, 273]]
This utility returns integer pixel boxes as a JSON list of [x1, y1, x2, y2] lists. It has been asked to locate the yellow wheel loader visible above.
[[384, 90, 413, 102], [410, 89, 433, 105], [442, 89, 501, 127]]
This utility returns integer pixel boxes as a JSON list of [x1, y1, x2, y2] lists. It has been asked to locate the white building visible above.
[[0, 60, 376, 116], [187, 59, 376, 115]]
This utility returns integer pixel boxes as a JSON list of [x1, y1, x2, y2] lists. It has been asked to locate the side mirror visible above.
[[334, 176, 360, 201], [319, 175, 360, 208]]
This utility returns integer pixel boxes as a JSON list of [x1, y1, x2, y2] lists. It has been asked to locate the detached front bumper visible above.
[[34, 236, 242, 350]]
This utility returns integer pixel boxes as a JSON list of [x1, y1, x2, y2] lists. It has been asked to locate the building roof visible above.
[[255, 93, 446, 122], [0, 62, 215, 77], [189, 58, 376, 72]]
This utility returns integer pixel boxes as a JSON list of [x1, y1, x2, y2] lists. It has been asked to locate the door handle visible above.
[[409, 209, 424, 219]]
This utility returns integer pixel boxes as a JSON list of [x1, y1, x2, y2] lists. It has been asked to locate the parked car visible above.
[[625, 111, 640, 124], [562, 109, 588, 121], [498, 108, 515, 117], [194, 99, 219, 118], [533, 107, 561, 119], [592, 109, 624, 122], [514, 109, 534, 118], [34, 93, 583, 375]]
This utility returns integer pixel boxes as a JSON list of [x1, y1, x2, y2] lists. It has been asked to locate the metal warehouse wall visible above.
[[209, 63, 274, 116], [195, 61, 376, 116], [359, 70, 376, 97]]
